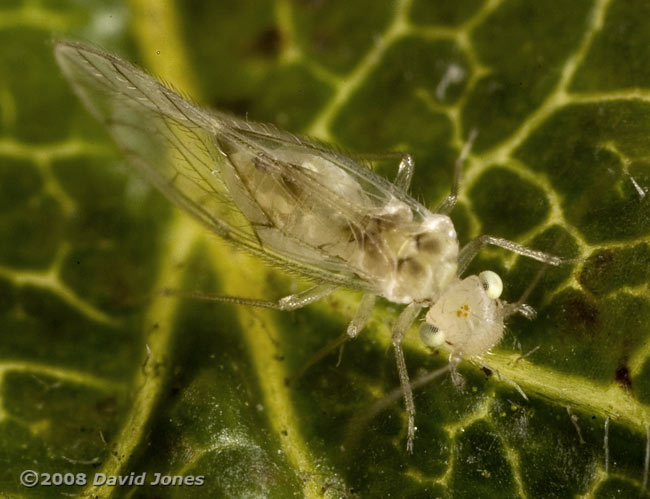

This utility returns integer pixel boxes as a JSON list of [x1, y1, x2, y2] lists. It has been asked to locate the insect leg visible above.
[[391, 302, 423, 453], [347, 294, 376, 337], [435, 129, 478, 215], [350, 152, 414, 191], [503, 302, 537, 320], [457, 235, 577, 276], [162, 283, 337, 311], [278, 284, 338, 310], [394, 154, 414, 191], [343, 362, 452, 452]]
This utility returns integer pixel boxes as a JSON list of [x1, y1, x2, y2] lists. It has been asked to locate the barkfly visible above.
[[54, 41, 574, 452]]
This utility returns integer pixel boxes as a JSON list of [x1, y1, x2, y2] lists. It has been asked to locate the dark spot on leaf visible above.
[[561, 293, 599, 333], [615, 364, 632, 389], [170, 381, 182, 397], [312, 31, 332, 51], [481, 366, 493, 377], [578, 250, 616, 295], [592, 249, 615, 268], [250, 27, 284, 57], [95, 396, 118, 416], [579, 244, 650, 295]]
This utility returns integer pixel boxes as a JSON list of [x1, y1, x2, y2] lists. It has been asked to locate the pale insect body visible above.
[[54, 41, 570, 452]]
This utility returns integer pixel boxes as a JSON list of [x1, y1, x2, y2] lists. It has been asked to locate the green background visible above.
[[1, 0, 650, 497]]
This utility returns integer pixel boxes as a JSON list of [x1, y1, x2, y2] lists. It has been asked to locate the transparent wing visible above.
[[214, 115, 431, 221], [54, 42, 245, 238], [54, 42, 430, 291]]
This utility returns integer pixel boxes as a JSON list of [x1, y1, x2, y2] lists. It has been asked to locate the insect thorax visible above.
[[350, 210, 460, 304]]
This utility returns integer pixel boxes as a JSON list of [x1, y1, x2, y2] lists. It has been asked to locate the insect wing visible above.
[[54, 42, 246, 238], [54, 42, 374, 288]]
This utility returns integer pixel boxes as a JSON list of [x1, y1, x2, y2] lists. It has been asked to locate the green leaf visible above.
[[2, 0, 650, 497]]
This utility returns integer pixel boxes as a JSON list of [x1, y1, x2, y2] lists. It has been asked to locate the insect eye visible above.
[[479, 270, 503, 299], [419, 322, 445, 347]]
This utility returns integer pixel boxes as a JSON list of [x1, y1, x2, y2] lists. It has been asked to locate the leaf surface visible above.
[[1, 0, 650, 497]]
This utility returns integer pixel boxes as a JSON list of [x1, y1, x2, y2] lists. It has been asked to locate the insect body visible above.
[[54, 41, 570, 452], [220, 135, 458, 306]]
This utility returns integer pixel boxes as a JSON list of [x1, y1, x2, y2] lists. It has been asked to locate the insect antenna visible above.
[[284, 333, 349, 387], [435, 128, 478, 215], [502, 231, 575, 320], [287, 293, 377, 385]]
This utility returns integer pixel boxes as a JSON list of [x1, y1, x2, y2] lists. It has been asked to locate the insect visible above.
[[54, 41, 572, 453]]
